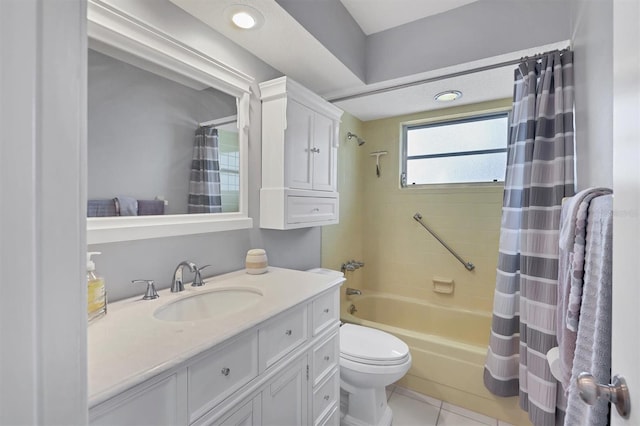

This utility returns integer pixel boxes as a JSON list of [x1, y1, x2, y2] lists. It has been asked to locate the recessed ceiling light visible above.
[[232, 12, 256, 29], [434, 90, 462, 102], [225, 5, 264, 30]]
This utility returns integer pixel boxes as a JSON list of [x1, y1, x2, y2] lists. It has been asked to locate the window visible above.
[[218, 129, 241, 212], [401, 112, 509, 186]]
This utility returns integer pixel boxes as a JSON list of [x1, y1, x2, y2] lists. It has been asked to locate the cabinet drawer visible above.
[[312, 290, 339, 336], [188, 332, 258, 423], [260, 306, 308, 370], [287, 196, 337, 224], [312, 332, 339, 386], [313, 369, 339, 424]]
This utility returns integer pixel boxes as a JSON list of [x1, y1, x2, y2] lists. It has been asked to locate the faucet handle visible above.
[[192, 265, 212, 287], [131, 279, 159, 300]]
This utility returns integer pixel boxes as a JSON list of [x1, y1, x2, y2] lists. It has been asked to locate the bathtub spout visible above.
[[346, 288, 362, 296]]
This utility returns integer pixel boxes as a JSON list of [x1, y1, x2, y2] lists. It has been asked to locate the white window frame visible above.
[[400, 107, 511, 188]]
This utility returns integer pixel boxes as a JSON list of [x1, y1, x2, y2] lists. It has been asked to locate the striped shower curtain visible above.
[[188, 126, 222, 213], [484, 50, 574, 426]]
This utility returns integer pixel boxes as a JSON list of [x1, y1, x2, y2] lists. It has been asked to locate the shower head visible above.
[[347, 132, 366, 146]]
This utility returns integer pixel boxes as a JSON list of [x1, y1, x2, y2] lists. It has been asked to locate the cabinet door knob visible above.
[[310, 147, 320, 153], [323, 308, 330, 313], [323, 395, 330, 401], [285, 329, 292, 336], [324, 355, 330, 361], [221, 367, 230, 376]]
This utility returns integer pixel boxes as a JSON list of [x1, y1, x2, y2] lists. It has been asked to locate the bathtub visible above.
[[341, 292, 530, 425]]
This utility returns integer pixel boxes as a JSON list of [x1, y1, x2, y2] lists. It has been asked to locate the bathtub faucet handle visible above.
[[341, 260, 365, 272]]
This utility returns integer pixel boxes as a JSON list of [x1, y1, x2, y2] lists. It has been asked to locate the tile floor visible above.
[[386, 386, 515, 426]]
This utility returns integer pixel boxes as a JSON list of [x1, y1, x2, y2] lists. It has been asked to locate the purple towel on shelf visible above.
[[115, 196, 138, 216], [137, 199, 165, 216], [87, 199, 117, 217]]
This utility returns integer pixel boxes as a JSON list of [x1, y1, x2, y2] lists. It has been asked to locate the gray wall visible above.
[[276, 0, 367, 82], [277, 0, 572, 86], [366, 0, 572, 83], [570, 0, 614, 189], [89, 0, 321, 302], [88, 49, 236, 214]]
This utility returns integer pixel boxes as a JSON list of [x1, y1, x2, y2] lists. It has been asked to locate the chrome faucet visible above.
[[346, 288, 362, 296], [171, 261, 197, 292], [341, 260, 365, 272], [192, 265, 211, 287]]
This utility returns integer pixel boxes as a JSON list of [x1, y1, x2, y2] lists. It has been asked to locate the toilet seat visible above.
[[341, 352, 411, 366], [340, 323, 410, 364]]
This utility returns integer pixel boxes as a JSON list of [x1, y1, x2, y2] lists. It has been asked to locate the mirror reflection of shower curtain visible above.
[[188, 126, 222, 213]]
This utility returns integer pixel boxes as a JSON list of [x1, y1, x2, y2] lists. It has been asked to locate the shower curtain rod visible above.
[[328, 47, 571, 104]]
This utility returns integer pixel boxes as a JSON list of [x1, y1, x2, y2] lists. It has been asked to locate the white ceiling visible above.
[[169, 0, 569, 122], [170, 0, 365, 96], [339, 0, 479, 35], [330, 40, 568, 121]]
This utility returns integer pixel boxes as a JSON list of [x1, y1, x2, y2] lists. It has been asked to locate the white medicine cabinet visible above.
[[259, 77, 343, 230]]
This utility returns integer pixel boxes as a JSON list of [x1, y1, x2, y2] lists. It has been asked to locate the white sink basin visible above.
[[154, 288, 263, 322]]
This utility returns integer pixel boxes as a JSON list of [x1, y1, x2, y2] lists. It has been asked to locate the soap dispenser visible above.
[[87, 251, 107, 322]]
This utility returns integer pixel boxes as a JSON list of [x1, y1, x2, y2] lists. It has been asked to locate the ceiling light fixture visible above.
[[434, 90, 462, 102], [232, 12, 256, 29], [225, 5, 264, 30]]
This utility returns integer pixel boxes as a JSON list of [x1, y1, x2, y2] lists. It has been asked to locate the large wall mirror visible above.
[[87, 0, 254, 243]]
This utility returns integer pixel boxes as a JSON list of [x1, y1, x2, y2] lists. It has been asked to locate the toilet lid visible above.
[[340, 323, 409, 363]]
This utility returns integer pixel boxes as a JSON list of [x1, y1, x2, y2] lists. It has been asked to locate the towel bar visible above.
[[413, 212, 475, 271]]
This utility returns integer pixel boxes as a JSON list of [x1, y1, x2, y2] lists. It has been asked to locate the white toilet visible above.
[[339, 323, 412, 426]]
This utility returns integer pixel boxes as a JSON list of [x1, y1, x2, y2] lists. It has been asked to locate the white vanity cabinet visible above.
[[261, 356, 309, 426], [88, 271, 342, 426], [259, 76, 343, 230], [90, 373, 186, 426]]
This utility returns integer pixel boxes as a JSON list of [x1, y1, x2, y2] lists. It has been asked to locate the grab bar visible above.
[[413, 213, 475, 271]]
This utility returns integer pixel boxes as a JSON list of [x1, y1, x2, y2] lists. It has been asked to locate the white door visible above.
[[611, 0, 640, 424]]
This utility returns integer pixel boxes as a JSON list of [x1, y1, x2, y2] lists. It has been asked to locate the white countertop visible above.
[[88, 267, 343, 407]]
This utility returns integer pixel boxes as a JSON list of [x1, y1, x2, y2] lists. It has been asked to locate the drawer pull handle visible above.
[[324, 355, 330, 361], [221, 367, 230, 376], [323, 395, 330, 401], [323, 308, 330, 313], [312, 208, 320, 213], [285, 329, 292, 336]]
